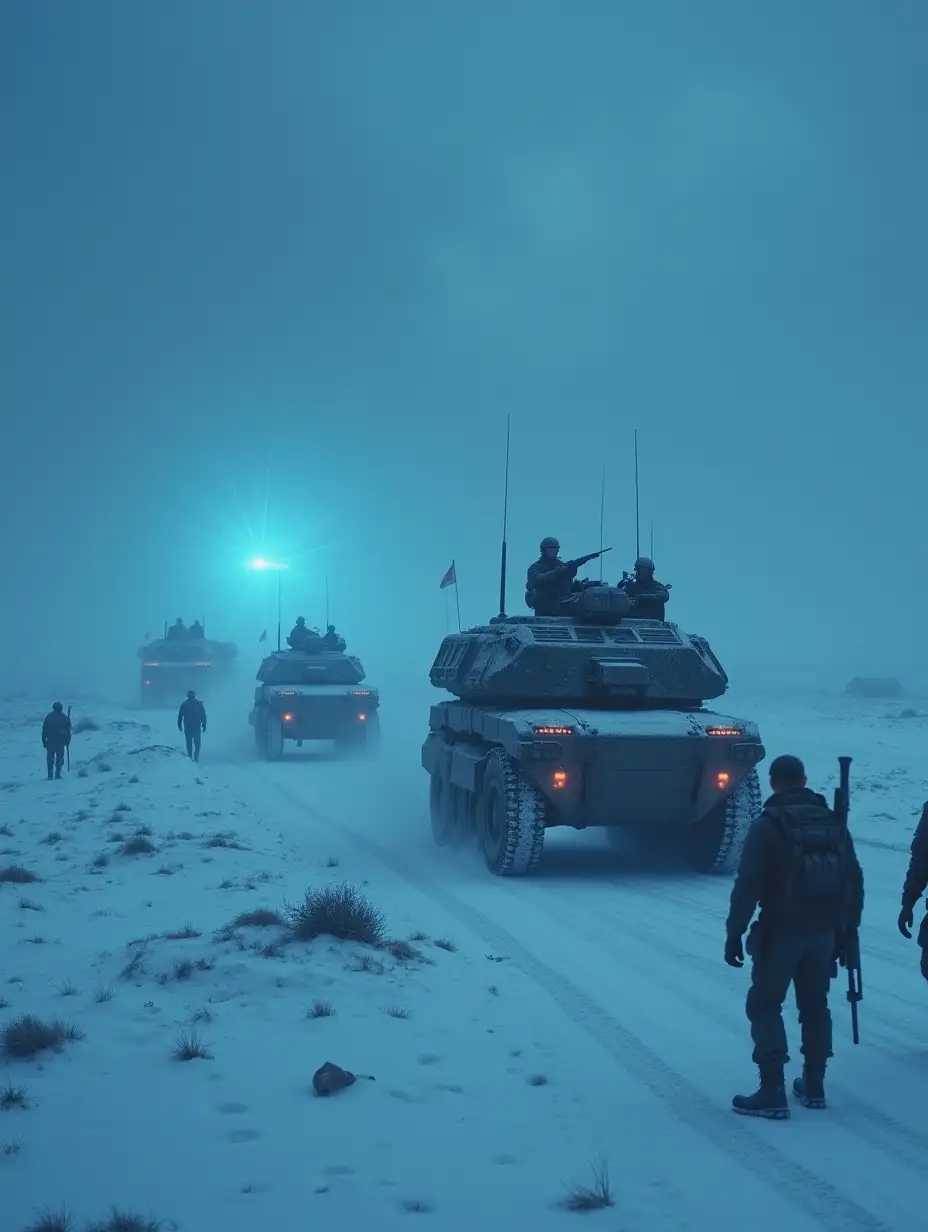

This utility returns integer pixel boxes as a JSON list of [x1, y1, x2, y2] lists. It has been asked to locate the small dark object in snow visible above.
[[313, 1061, 356, 1096]]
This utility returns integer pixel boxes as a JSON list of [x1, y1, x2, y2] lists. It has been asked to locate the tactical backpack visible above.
[[772, 804, 852, 924]]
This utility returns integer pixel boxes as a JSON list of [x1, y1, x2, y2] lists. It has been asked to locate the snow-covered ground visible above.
[[1, 689, 926, 1231]]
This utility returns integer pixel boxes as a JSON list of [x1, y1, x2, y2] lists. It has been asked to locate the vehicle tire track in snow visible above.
[[255, 771, 894, 1232], [523, 881, 928, 1183]]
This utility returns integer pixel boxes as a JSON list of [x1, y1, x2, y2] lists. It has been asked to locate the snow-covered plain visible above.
[[1, 688, 927, 1231]]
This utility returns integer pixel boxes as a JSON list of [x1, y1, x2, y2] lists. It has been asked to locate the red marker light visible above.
[[716, 771, 730, 789], [553, 770, 568, 789]]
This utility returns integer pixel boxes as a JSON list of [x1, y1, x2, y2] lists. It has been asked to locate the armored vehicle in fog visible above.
[[422, 582, 764, 876], [249, 645, 380, 759], [138, 625, 238, 707]]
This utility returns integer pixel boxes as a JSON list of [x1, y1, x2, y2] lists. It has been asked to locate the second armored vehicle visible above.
[[422, 583, 764, 877], [249, 637, 380, 759], [138, 623, 238, 707]]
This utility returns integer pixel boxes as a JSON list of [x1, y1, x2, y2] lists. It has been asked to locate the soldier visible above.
[[619, 557, 671, 620], [189, 620, 204, 639], [177, 690, 207, 762], [525, 537, 605, 616], [287, 617, 311, 650], [897, 801, 928, 982], [322, 624, 346, 651], [166, 618, 187, 640], [725, 753, 864, 1118], [41, 702, 71, 781]]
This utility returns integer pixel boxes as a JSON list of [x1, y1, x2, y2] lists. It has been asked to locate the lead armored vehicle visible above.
[[249, 637, 380, 759], [138, 625, 238, 707], [422, 583, 764, 876]]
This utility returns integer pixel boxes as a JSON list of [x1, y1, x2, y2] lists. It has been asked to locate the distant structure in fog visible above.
[[845, 677, 904, 699]]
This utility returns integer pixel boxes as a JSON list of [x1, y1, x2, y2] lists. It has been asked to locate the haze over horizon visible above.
[[3, 1, 925, 698]]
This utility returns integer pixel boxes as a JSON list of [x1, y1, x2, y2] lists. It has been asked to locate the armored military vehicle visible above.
[[138, 625, 238, 707], [249, 640, 380, 759], [422, 583, 764, 877]]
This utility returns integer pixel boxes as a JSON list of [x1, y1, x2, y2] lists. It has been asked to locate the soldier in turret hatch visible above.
[[189, 620, 204, 639], [619, 557, 671, 620], [322, 624, 346, 652], [287, 617, 312, 650], [166, 618, 187, 640], [525, 537, 605, 617]]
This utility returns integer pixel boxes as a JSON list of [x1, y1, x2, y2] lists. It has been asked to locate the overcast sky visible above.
[[2, 1, 925, 697]]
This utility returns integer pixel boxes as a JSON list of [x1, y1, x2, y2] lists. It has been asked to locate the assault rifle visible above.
[[834, 755, 862, 1044], [568, 547, 612, 572]]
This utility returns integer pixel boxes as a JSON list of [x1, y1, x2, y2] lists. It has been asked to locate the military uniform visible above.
[[177, 693, 207, 762], [899, 803, 928, 981], [41, 704, 71, 780], [619, 557, 670, 620], [726, 784, 864, 1117]]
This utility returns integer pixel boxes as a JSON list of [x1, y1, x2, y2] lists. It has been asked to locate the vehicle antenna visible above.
[[325, 575, 330, 628], [498, 413, 511, 617], [599, 463, 606, 580], [634, 428, 641, 560], [650, 520, 654, 559]]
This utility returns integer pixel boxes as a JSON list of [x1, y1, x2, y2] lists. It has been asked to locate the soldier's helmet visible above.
[[327, 625, 336, 633], [296, 616, 305, 625], [540, 536, 560, 553], [634, 556, 655, 572], [52, 701, 63, 713], [187, 690, 196, 700]]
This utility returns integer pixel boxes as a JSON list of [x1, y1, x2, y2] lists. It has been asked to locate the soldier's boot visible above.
[[54, 769, 61, 779], [46, 768, 53, 781], [792, 1065, 826, 1109], [732, 1065, 790, 1119]]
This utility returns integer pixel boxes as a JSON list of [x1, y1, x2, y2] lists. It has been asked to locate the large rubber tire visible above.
[[478, 749, 547, 877], [688, 768, 762, 874], [265, 717, 285, 762], [429, 766, 454, 846]]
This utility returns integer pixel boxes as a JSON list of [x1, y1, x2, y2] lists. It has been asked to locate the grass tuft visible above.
[[162, 924, 201, 940], [287, 882, 386, 945], [18, 897, 43, 912], [561, 1158, 615, 1212], [56, 980, 80, 998], [86, 1209, 163, 1232], [92, 985, 115, 1004], [307, 1001, 335, 1019], [385, 1005, 411, 1019], [204, 832, 246, 850], [0, 1079, 28, 1109], [172, 1028, 212, 1061], [1, 1013, 84, 1059], [384, 939, 420, 961], [0, 865, 40, 885], [120, 835, 156, 857], [433, 938, 457, 952], [21, 1206, 74, 1231]]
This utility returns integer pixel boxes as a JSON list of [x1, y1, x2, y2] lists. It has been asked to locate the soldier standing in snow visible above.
[[41, 702, 72, 780], [897, 802, 928, 982], [724, 754, 864, 1118], [177, 690, 207, 762]]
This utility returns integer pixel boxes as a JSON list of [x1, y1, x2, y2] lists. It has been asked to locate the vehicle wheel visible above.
[[478, 748, 546, 876], [254, 720, 266, 754], [360, 712, 381, 757], [429, 766, 454, 846], [265, 717, 284, 762], [688, 768, 762, 874]]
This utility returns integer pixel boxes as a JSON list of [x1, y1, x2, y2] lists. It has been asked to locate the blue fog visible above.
[[2, 1, 925, 699]]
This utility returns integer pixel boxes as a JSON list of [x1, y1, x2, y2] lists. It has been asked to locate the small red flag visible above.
[[258, 629, 267, 643], [439, 562, 456, 589]]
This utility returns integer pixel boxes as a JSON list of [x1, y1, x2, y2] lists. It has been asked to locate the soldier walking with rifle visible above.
[[724, 754, 864, 1119], [897, 800, 928, 982], [525, 537, 611, 616]]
